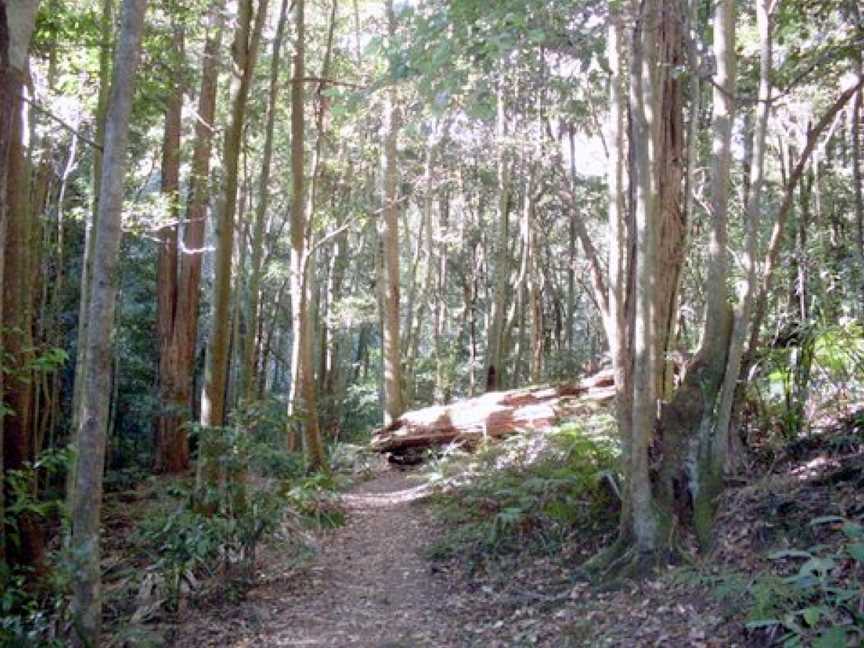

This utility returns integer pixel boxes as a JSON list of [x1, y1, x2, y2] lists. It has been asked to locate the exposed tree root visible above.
[[578, 536, 683, 587]]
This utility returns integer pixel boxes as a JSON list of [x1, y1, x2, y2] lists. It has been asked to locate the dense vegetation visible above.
[[1, 0, 863, 645]]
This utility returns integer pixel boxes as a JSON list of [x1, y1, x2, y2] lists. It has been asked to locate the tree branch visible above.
[[21, 96, 103, 150]]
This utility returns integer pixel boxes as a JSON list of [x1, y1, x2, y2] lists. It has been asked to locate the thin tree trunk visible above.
[[243, 0, 289, 402], [433, 191, 450, 403], [851, 2, 863, 295], [714, 0, 773, 471], [484, 79, 511, 391], [628, 0, 661, 554], [200, 0, 267, 431], [606, 4, 631, 462], [69, 1, 147, 643], [686, 0, 737, 542], [745, 76, 864, 362], [70, 0, 112, 459], [380, 0, 404, 423], [288, 0, 326, 468], [154, 22, 184, 473]]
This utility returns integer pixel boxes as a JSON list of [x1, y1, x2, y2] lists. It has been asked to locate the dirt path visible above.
[[232, 469, 460, 647]]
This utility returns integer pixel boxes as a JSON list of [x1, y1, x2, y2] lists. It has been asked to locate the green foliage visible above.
[[340, 381, 382, 443], [282, 473, 347, 529], [688, 516, 864, 647], [0, 449, 73, 647], [424, 421, 620, 568], [131, 417, 342, 615], [0, 563, 68, 648], [755, 322, 864, 440]]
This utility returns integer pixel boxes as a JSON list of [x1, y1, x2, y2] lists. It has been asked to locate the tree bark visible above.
[[380, 0, 405, 424], [200, 0, 267, 431], [287, 0, 326, 468], [657, 0, 736, 547], [242, 0, 289, 404], [652, 0, 686, 400], [2, 26, 42, 572], [627, 0, 661, 555], [605, 4, 632, 464], [70, 0, 112, 464], [714, 0, 774, 475], [154, 21, 185, 473], [484, 79, 511, 391], [69, 0, 147, 643], [154, 3, 224, 477]]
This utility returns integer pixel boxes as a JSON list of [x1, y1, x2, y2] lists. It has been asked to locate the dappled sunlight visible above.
[[342, 482, 433, 508]]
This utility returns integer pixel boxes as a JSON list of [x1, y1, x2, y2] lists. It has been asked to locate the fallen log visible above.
[[370, 371, 615, 454]]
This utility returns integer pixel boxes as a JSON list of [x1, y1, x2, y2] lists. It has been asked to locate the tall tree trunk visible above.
[[851, 2, 864, 296], [155, 4, 224, 477], [154, 22, 185, 473], [714, 0, 774, 472], [242, 0, 289, 403], [287, 0, 326, 468], [2, 39, 42, 573], [0, 0, 39, 569], [484, 79, 511, 391], [200, 0, 267, 431], [380, 0, 404, 424], [605, 5, 631, 462], [433, 190, 450, 403], [70, 0, 112, 461], [526, 176, 543, 383], [69, 1, 147, 643], [627, 0, 661, 556], [652, 0, 686, 400], [678, 0, 736, 543]]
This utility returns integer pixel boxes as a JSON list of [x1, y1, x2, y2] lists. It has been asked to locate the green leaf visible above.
[[846, 542, 864, 563], [802, 606, 823, 627], [841, 522, 863, 540], [798, 557, 836, 577], [768, 549, 813, 560], [745, 619, 782, 629], [813, 627, 847, 648], [809, 515, 846, 526]]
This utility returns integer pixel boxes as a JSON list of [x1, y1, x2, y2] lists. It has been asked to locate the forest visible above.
[[1, 0, 863, 645]]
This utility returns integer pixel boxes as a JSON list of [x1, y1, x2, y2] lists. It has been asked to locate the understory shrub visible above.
[[423, 419, 620, 568], [685, 515, 864, 647]]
